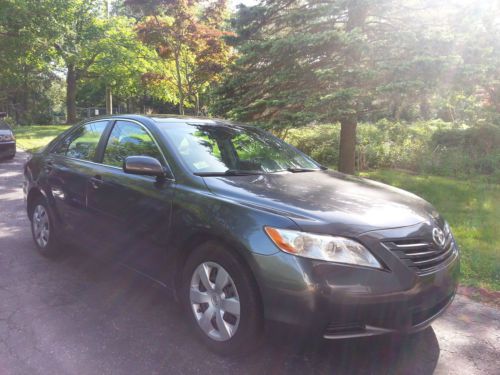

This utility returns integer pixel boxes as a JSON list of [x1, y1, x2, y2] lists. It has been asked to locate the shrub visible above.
[[285, 120, 499, 180], [427, 126, 500, 177]]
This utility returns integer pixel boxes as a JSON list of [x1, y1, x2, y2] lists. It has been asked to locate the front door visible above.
[[86, 120, 174, 279]]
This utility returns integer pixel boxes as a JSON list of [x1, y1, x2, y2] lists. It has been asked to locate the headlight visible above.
[[444, 221, 451, 235], [264, 227, 382, 269], [443, 221, 458, 250]]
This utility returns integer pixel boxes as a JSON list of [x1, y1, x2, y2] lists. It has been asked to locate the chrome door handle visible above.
[[44, 161, 53, 173], [89, 175, 103, 189]]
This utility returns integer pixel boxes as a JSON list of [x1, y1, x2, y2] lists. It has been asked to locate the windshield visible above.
[[159, 123, 320, 174], [0, 120, 11, 131]]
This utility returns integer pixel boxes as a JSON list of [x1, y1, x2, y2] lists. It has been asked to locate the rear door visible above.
[[86, 120, 175, 277], [44, 120, 109, 237]]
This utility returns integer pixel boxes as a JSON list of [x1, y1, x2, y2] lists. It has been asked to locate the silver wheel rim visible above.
[[190, 262, 241, 341], [32, 205, 50, 248]]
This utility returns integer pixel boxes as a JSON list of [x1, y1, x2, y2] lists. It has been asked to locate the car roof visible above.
[[103, 114, 240, 127]]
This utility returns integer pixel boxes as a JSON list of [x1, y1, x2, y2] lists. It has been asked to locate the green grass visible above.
[[13, 125, 70, 152], [362, 170, 500, 291], [13, 125, 499, 291]]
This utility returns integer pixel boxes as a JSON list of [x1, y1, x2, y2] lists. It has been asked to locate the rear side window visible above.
[[53, 121, 108, 161], [102, 121, 163, 168]]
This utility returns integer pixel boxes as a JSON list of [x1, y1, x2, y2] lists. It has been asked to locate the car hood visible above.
[[202, 170, 442, 236]]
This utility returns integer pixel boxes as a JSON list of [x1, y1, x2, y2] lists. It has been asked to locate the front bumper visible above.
[[251, 223, 460, 338], [0, 141, 16, 158]]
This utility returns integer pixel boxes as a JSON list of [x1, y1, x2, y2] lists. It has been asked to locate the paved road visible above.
[[1, 151, 499, 375]]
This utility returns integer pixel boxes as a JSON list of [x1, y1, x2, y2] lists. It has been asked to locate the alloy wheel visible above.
[[189, 261, 241, 341]]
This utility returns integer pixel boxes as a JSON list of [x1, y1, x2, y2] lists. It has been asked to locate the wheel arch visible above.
[[172, 231, 265, 317], [26, 187, 47, 218]]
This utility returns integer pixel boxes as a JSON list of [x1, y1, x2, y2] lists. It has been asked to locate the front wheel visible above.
[[182, 242, 263, 355]]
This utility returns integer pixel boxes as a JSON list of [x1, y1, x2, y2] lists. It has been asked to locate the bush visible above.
[[285, 120, 499, 180], [287, 125, 340, 166], [427, 126, 500, 177]]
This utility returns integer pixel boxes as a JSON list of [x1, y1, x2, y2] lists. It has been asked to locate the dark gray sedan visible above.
[[23, 115, 459, 354], [0, 113, 16, 160]]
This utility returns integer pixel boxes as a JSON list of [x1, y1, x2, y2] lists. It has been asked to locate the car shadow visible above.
[[49, 246, 440, 375]]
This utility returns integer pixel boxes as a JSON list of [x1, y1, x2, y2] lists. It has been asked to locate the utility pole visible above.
[[105, 0, 113, 115]]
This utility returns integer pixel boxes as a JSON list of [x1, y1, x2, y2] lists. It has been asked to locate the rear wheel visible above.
[[30, 198, 61, 257], [182, 242, 263, 355]]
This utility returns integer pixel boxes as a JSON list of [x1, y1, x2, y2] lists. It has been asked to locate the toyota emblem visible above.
[[432, 227, 446, 248]]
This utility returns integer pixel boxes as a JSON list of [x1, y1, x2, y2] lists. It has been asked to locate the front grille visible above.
[[383, 228, 456, 274], [0, 134, 14, 142]]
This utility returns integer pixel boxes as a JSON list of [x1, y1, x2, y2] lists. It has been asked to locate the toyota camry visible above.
[[23, 115, 460, 354]]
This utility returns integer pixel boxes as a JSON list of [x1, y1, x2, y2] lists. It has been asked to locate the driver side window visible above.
[[103, 121, 163, 168], [53, 121, 107, 161]]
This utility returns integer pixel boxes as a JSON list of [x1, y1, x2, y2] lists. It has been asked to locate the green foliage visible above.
[[84, 16, 166, 103], [213, 0, 461, 126], [0, 0, 231, 123], [363, 170, 500, 291], [212, 0, 500, 174], [286, 120, 500, 180], [43, 0, 163, 122], [0, 0, 63, 124], [426, 126, 500, 177]]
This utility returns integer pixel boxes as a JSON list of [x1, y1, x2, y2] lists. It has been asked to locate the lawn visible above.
[[13, 124, 70, 152], [13, 125, 499, 291], [363, 170, 499, 291]]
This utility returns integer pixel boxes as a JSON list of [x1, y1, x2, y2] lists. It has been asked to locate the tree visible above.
[[0, 0, 61, 123], [42, 0, 154, 123], [83, 16, 162, 112], [445, 0, 500, 126], [128, 0, 233, 115], [214, 1, 464, 173], [42, 0, 107, 123]]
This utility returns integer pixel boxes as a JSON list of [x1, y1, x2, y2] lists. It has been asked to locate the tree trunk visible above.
[[336, 1, 368, 174], [20, 74, 29, 124], [195, 92, 200, 116], [178, 96, 184, 115], [339, 117, 357, 174], [66, 64, 77, 124], [106, 87, 113, 115], [174, 51, 184, 115]]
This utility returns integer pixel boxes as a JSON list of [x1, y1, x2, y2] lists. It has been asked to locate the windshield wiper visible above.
[[194, 170, 263, 177], [286, 167, 320, 173]]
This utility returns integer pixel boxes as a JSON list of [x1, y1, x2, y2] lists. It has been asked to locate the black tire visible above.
[[30, 197, 62, 258], [182, 241, 264, 355]]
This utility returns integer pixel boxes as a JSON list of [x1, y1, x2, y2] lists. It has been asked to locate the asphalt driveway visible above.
[[1, 151, 499, 375]]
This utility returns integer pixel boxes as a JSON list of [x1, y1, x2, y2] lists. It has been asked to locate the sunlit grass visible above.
[[13, 125, 70, 153], [363, 170, 500, 291]]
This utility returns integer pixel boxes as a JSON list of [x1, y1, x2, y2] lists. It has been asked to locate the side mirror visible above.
[[123, 156, 170, 178]]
